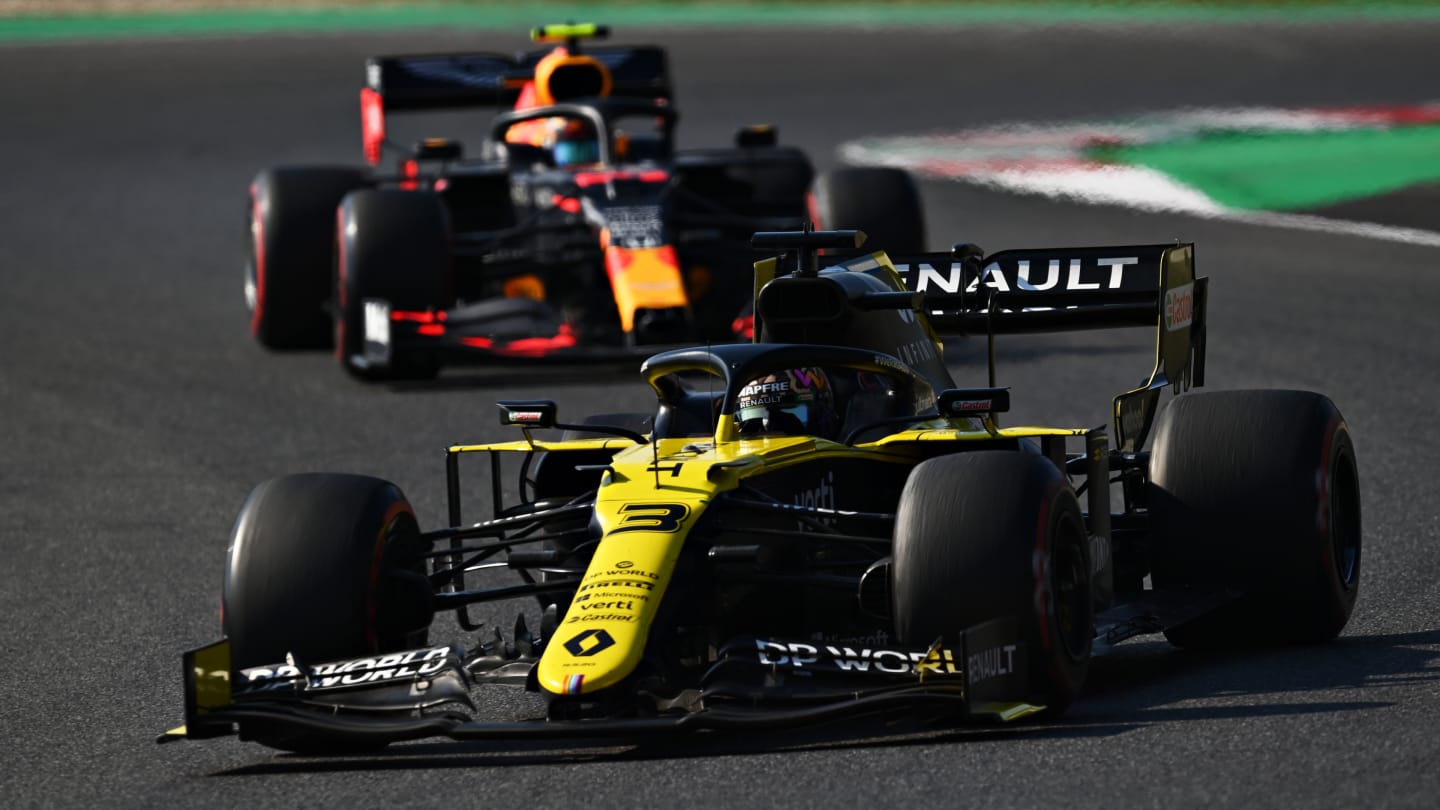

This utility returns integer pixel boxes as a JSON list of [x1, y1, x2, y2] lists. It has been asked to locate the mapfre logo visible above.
[[1165, 282, 1194, 332]]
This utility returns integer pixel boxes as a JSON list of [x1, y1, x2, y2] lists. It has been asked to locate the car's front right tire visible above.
[[334, 189, 452, 381], [246, 167, 368, 350], [221, 473, 435, 753], [222, 473, 433, 670]]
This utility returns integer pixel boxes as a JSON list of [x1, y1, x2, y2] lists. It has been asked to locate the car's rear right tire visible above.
[[893, 451, 1092, 715]]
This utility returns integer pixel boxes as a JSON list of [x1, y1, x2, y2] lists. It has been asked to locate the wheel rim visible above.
[[1330, 453, 1361, 588], [1051, 520, 1092, 661]]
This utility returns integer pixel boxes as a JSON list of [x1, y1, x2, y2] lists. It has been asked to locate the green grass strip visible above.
[[1091, 124, 1440, 211], [6, 3, 1440, 42]]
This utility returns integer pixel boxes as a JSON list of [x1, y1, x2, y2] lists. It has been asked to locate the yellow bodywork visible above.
[[452, 417, 1092, 698], [191, 640, 233, 713]]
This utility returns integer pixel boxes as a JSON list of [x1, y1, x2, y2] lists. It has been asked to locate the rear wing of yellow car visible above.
[[748, 232, 1204, 453], [886, 243, 1206, 452]]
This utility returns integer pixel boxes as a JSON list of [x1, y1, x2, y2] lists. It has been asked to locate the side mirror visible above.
[[496, 400, 648, 443], [497, 400, 558, 428], [735, 124, 777, 148], [937, 387, 1010, 416], [414, 138, 462, 161]]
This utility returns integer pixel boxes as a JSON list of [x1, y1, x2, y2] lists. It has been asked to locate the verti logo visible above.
[[563, 628, 616, 657]]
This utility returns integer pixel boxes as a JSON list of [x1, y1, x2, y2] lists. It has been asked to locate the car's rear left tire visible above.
[[1148, 390, 1361, 648], [893, 451, 1092, 715], [810, 167, 926, 254]]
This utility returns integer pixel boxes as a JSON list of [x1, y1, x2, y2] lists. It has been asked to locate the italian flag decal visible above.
[[842, 104, 1440, 246]]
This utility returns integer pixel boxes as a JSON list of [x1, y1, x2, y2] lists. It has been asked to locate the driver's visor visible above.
[[737, 403, 809, 433]]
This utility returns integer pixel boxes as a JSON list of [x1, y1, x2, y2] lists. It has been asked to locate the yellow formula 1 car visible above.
[[164, 230, 1361, 751]]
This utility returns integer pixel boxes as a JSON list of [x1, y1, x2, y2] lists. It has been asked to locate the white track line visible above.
[[840, 107, 1440, 249]]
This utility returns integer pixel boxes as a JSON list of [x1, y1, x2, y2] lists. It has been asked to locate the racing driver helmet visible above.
[[736, 367, 838, 439], [549, 119, 601, 167]]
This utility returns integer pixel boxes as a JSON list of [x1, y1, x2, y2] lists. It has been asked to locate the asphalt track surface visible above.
[[4, 21, 1440, 809]]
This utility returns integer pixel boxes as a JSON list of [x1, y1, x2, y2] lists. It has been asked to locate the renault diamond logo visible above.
[[563, 628, 616, 657]]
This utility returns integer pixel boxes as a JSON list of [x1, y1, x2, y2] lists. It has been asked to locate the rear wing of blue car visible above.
[[364, 46, 671, 112], [360, 45, 671, 164]]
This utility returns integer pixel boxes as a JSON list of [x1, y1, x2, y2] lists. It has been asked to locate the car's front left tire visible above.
[[893, 451, 1092, 715]]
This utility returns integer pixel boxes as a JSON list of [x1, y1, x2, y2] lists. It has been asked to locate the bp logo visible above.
[[563, 628, 616, 657]]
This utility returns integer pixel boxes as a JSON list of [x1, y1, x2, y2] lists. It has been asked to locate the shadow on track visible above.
[[209, 628, 1440, 777], [216, 717, 1141, 778], [1073, 627, 1440, 723]]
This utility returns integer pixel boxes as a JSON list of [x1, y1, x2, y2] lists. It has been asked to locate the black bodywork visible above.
[[353, 42, 813, 360], [177, 231, 1362, 749]]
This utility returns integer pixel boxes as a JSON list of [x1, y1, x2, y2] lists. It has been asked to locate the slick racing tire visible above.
[[893, 451, 1092, 715], [1148, 390, 1361, 648], [222, 474, 434, 753], [246, 167, 369, 350], [810, 167, 926, 254], [222, 473, 433, 669], [335, 189, 451, 381]]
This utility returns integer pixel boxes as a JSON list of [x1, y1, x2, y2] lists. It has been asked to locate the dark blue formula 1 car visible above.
[[244, 24, 926, 380]]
